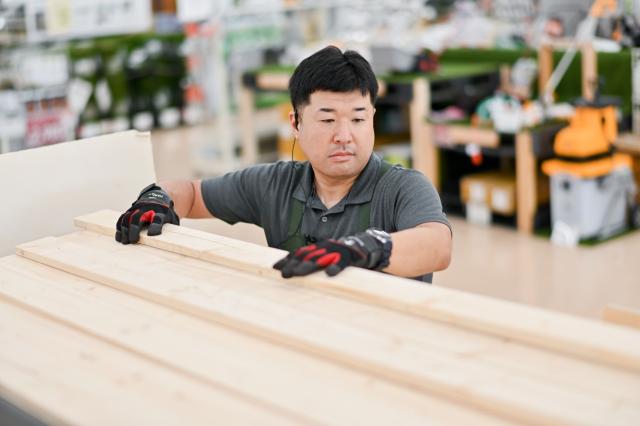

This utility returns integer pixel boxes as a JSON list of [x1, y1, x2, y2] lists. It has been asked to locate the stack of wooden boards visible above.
[[1, 210, 639, 425]]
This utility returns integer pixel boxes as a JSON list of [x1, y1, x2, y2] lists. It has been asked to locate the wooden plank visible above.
[[16, 233, 640, 426], [603, 304, 640, 330], [47, 232, 640, 404], [0, 300, 297, 426], [0, 255, 513, 426], [0, 130, 155, 256], [74, 210, 640, 373]]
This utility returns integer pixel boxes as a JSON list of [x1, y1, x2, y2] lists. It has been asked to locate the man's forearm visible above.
[[384, 223, 452, 277], [158, 180, 212, 219]]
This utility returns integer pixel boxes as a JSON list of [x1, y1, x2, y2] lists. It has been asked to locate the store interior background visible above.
[[1, 0, 639, 319]]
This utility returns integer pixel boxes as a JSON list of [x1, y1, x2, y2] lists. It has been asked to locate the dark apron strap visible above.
[[281, 198, 307, 252], [358, 161, 392, 231]]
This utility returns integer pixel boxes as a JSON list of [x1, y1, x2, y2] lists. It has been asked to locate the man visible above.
[[116, 46, 452, 282]]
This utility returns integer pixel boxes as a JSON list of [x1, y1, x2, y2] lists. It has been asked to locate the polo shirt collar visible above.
[[292, 153, 382, 207]]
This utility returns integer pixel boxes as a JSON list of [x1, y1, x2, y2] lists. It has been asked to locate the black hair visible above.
[[288, 45, 378, 128]]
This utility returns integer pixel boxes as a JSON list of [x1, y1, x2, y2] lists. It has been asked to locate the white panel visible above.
[[0, 130, 156, 255]]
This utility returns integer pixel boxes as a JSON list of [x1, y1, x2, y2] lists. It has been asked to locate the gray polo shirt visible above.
[[201, 153, 450, 282]]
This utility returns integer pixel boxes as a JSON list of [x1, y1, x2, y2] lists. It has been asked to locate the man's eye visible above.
[[353, 118, 365, 123], [321, 119, 334, 123]]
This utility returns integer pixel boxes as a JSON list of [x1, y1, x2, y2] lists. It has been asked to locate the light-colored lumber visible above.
[[74, 210, 640, 374], [38, 231, 640, 403], [603, 304, 640, 330], [0, 255, 513, 426], [10, 233, 640, 415], [16, 232, 640, 426], [0, 299, 297, 426], [0, 131, 155, 256], [43, 231, 640, 406]]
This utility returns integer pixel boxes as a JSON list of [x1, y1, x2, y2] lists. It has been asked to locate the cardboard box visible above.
[[460, 172, 516, 216]]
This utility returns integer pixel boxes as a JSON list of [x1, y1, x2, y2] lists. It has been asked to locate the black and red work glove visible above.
[[115, 183, 180, 244], [273, 229, 393, 278]]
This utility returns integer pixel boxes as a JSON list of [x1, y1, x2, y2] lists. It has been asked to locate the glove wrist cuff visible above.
[[139, 183, 162, 198], [340, 228, 393, 270]]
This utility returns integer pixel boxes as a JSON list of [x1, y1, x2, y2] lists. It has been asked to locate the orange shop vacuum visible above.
[[542, 97, 639, 243]]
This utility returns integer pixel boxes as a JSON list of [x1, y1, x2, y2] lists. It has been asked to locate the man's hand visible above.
[[273, 229, 392, 278], [116, 183, 180, 244]]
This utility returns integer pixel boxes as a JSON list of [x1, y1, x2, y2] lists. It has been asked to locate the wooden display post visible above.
[[537, 41, 598, 102]]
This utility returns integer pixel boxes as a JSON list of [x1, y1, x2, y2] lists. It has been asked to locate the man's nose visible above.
[[333, 121, 352, 143]]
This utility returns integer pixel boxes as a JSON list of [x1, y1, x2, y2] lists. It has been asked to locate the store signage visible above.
[[25, 0, 152, 42]]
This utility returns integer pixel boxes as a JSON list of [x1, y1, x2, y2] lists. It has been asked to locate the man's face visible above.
[[291, 90, 375, 180]]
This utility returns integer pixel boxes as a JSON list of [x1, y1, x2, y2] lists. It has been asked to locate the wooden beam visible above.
[[0, 255, 511, 426], [15, 232, 640, 425], [603, 304, 640, 330], [73, 210, 640, 374], [0, 299, 295, 426]]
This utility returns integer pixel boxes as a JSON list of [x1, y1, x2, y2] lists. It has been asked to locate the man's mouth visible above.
[[329, 151, 354, 158]]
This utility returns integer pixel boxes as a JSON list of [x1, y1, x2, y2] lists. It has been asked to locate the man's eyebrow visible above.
[[316, 107, 368, 113]]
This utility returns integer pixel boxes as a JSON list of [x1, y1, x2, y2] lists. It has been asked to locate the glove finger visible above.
[[292, 244, 318, 260], [273, 254, 294, 271], [147, 212, 167, 236], [326, 263, 347, 277], [115, 213, 126, 242], [129, 224, 143, 244], [130, 210, 157, 243], [291, 260, 321, 277], [128, 209, 143, 226], [139, 210, 156, 226], [302, 248, 327, 263], [280, 259, 301, 278], [127, 209, 146, 244], [120, 223, 130, 244], [317, 252, 346, 276], [315, 252, 340, 267], [118, 210, 133, 244]]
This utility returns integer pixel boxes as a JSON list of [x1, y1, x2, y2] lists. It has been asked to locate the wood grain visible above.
[[0, 299, 296, 426], [0, 254, 513, 426], [16, 231, 640, 426], [74, 210, 640, 374]]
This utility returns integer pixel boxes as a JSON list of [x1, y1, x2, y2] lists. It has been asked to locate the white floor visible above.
[[151, 125, 640, 320]]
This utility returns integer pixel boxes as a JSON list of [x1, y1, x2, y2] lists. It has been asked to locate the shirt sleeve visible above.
[[392, 169, 451, 233], [200, 163, 282, 226]]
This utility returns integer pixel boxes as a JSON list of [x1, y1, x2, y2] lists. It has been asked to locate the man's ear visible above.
[[289, 110, 300, 138]]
